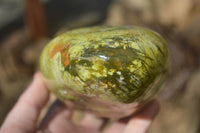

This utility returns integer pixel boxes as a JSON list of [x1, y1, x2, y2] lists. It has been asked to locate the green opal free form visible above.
[[40, 26, 169, 118]]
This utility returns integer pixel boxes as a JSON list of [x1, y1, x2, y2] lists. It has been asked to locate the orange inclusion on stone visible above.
[[49, 44, 70, 67]]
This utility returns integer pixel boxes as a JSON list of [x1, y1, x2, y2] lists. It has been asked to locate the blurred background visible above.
[[0, 0, 200, 132]]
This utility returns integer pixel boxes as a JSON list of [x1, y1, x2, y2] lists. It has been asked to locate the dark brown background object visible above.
[[24, 0, 47, 40]]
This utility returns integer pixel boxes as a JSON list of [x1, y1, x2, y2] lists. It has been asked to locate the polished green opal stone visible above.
[[40, 26, 169, 106]]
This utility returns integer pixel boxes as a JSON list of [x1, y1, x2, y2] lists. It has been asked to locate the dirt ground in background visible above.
[[0, 0, 200, 132]]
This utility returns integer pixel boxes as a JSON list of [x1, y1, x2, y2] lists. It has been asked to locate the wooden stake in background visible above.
[[24, 0, 47, 40]]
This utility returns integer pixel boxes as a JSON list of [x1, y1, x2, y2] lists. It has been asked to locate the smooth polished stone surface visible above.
[[40, 26, 169, 118]]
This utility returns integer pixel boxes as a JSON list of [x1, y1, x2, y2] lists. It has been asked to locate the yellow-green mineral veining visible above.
[[40, 26, 169, 104]]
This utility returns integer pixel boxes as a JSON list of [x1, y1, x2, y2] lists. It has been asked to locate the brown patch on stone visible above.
[[49, 44, 70, 67]]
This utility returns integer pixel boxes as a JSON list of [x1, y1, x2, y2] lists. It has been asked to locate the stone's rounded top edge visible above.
[[47, 25, 169, 53], [52, 25, 154, 38]]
